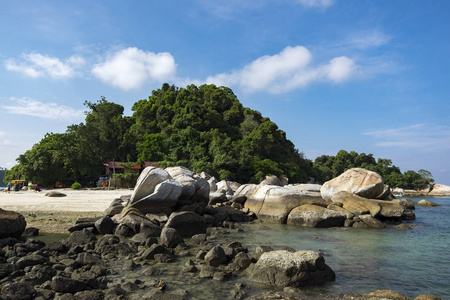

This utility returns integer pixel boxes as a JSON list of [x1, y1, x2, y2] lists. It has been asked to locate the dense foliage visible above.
[[0, 167, 5, 187], [313, 150, 433, 189], [4, 84, 316, 186], [2, 84, 432, 190]]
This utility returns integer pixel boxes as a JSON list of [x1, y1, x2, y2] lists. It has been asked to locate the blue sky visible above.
[[1, 0, 449, 185]]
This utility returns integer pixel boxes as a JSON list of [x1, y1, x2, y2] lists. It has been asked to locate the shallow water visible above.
[[222, 196, 450, 299], [33, 197, 450, 299]]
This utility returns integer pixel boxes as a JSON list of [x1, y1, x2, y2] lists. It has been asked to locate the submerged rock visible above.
[[286, 204, 346, 228], [248, 250, 335, 287]]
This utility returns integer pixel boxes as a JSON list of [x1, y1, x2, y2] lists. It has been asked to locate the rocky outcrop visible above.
[[240, 184, 329, 224], [321, 168, 388, 201], [164, 211, 207, 237], [428, 184, 450, 196], [166, 166, 210, 208], [417, 199, 441, 207], [0, 209, 26, 238], [286, 204, 346, 227], [248, 250, 335, 287], [129, 179, 183, 214]]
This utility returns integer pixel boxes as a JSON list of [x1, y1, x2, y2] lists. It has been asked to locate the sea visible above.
[[223, 196, 450, 299], [36, 197, 450, 299]]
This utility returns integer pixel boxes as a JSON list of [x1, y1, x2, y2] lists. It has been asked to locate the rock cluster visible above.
[[234, 168, 417, 229]]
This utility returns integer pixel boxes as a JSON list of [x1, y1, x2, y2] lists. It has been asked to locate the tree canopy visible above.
[[313, 150, 433, 189], [3, 84, 433, 190]]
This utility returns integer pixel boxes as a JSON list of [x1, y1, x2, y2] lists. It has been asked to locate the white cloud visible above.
[[365, 124, 450, 149], [5, 53, 84, 79], [343, 30, 392, 49], [91, 47, 177, 90], [3, 97, 84, 121], [297, 0, 335, 9], [327, 56, 356, 82], [205, 46, 357, 93]]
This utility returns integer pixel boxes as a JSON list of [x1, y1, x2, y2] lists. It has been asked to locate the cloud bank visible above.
[[4, 45, 359, 93], [91, 47, 177, 90], [4, 97, 84, 121], [5, 53, 84, 79], [206, 46, 356, 93]]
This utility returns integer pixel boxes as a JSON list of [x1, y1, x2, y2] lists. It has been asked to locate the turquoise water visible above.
[[224, 196, 450, 299], [31, 197, 449, 299]]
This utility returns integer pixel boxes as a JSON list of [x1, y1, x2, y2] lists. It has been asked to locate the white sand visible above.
[[0, 188, 132, 212]]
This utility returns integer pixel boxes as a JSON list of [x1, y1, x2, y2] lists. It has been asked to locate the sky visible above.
[[0, 0, 449, 185]]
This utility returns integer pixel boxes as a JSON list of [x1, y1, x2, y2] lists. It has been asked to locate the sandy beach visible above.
[[0, 188, 132, 212], [0, 188, 133, 233]]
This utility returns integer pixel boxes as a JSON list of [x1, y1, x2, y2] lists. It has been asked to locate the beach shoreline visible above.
[[0, 188, 132, 233]]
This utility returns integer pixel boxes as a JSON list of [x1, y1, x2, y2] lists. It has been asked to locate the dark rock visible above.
[[42, 241, 67, 253], [0, 282, 35, 300], [0, 209, 27, 239], [51, 276, 88, 293], [16, 254, 47, 269], [22, 227, 39, 237], [76, 252, 104, 267], [45, 191, 66, 197], [65, 229, 97, 248], [140, 244, 169, 260], [402, 209, 416, 220], [154, 253, 175, 263], [22, 265, 56, 285], [165, 211, 207, 237], [160, 227, 184, 248], [73, 290, 103, 300], [104, 205, 124, 217], [71, 269, 102, 289], [140, 222, 162, 237], [190, 233, 207, 245], [94, 216, 116, 234], [204, 246, 227, 267], [68, 222, 95, 232], [114, 223, 133, 237], [234, 252, 252, 270]]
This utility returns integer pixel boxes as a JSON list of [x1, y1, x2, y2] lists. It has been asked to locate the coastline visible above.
[[0, 188, 132, 234]]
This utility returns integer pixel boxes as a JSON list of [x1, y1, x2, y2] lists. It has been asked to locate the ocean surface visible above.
[[222, 196, 450, 299], [36, 197, 449, 299]]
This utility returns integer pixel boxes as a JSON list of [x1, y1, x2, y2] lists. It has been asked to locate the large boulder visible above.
[[286, 204, 346, 228], [286, 184, 322, 197], [166, 166, 210, 207], [249, 250, 335, 287], [129, 167, 172, 204], [321, 168, 386, 201], [417, 199, 441, 207], [0, 209, 27, 238], [112, 206, 161, 236], [331, 191, 381, 217], [241, 184, 329, 224], [164, 211, 207, 237], [373, 199, 405, 218], [128, 179, 183, 214], [428, 184, 450, 196]]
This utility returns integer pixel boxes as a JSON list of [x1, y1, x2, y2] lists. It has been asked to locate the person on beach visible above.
[[7, 182, 11, 193], [34, 184, 41, 192]]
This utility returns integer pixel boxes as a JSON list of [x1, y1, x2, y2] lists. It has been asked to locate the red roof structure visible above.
[[104, 161, 141, 170]]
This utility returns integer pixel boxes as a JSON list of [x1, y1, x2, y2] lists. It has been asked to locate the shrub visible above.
[[71, 182, 82, 190]]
